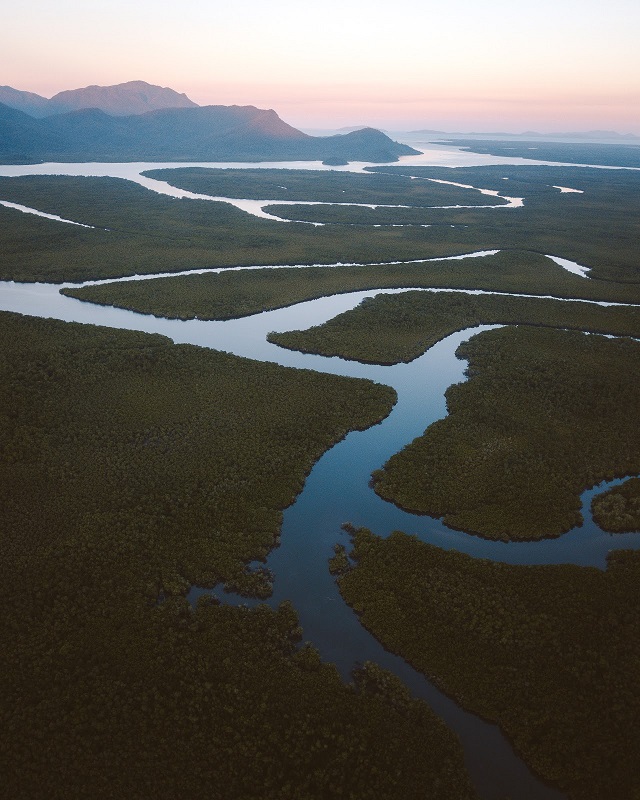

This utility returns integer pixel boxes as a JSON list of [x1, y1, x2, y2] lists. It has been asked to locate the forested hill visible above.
[[0, 102, 419, 164]]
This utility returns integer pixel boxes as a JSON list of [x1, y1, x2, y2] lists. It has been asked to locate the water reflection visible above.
[[1, 263, 637, 800], [2, 278, 636, 561]]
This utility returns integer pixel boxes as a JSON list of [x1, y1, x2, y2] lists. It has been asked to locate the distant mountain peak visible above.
[[48, 81, 199, 116], [0, 89, 419, 164], [0, 81, 198, 119], [0, 86, 52, 118]]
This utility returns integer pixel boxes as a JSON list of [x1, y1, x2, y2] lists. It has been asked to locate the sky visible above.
[[4, 0, 640, 133]]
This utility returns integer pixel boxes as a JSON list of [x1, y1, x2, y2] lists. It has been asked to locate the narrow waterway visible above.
[[0, 161, 522, 227], [1, 150, 638, 798], [2, 276, 639, 799]]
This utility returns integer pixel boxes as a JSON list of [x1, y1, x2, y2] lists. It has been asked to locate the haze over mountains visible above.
[[0, 81, 197, 118], [0, 81, 418, 164]]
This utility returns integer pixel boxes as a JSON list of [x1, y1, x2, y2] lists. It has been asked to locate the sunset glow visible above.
[[5, 0, 640, 133]]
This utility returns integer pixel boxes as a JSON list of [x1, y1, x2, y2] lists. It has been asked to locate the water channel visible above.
[[1, 149, 639, 799], [2, 273, 639, 799]]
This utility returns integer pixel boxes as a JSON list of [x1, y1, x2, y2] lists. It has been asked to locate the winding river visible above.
[[1, 151, 639, 799], [2, 274, 639, 799]]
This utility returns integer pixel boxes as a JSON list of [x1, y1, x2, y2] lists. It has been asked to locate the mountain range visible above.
[[0, 81, 418, 164], [0, 81, 197, 118]]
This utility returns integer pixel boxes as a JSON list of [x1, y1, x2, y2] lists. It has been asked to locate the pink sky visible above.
[[186, 84, 640, 133], [5, 0, 640, 133]]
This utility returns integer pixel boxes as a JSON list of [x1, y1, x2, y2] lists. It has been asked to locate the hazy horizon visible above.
[[5, 0, 640, 135]]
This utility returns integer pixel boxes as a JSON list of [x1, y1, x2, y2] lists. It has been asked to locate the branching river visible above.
[[1, 153, 639, 799], [2, 272, 639, 799]]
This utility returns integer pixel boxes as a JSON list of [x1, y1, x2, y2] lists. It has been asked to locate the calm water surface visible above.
[[2, 276, 638, 799], [1, 147, 638, 798]]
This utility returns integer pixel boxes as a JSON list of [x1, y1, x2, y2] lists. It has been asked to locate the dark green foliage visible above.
[[3, 163, 640, 292], [147, 162, 640, 285], [64, 250, 640, 320], [3, 157, 640, 798], [0, 310, 396, 598], [143, 166, 503, 206], [0, 175, 486, 283], [0, 311, 479, 799], [591, 477, 640, 532], [374, 327, 640, 539], [338, 527, 640, 800], [445, 138, 640, 168], [264, 202, 473, 224], [367, 164, 640, 285], [269, 290, 640, 364], [328, 543, 351, 575]]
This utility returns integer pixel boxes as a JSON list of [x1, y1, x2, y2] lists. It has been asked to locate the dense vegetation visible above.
[[269, 290, 640, 364], [146, 162, 640, 286], [374, 327, 640, 539], [591, 477, 640, 533], [337, 526, 640, 800], [0, 309, 398, 601], [0, 175, 497, 283], [142, 166, 504, 206], [264, 202, 485, 225], [0, 311, 480, 799], [63, 249, 640, 320], [367, 164, 640, 285], [444, 138, 640, 168], [4, 159, 640, 797], [2, 164, 640, 292]]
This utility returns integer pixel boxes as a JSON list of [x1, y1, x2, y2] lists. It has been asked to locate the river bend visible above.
[[2, 276, 639, 798], [1, 153, 638, 798]]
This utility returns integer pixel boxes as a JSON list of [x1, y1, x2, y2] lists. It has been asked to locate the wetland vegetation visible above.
[[0, 311, 396, 606], [268, 290, 640, 364], [2, 163, 640, 291], [2, 155, 640, 799], [0, 310, 481, 799], [591, 477, 640, 533], [443, 138, 640, 168], [373, 327, 640, 539], [142, 166, 504, 206], [337, 526, 640, 800], [367, 164, 640, 285], [0, 175, 463, 283], [63, 249, 640, 319], [142, 163, 640, 287]]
